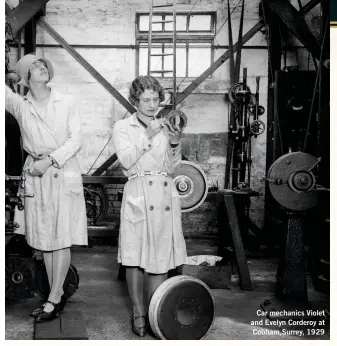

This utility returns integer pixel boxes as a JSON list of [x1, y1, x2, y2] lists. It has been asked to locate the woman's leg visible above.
[[43, 248, 71, 312], [146, 273, 167, 307], [42, 251, 53, 288], [126, 266, 145, 327]]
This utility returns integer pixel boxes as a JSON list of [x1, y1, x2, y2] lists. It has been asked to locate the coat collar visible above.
[[129, 112, 147, 129], [24, 87, 62, 104]]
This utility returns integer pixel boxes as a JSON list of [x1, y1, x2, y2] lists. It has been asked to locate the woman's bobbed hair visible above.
[[128, 75, 165, 106]]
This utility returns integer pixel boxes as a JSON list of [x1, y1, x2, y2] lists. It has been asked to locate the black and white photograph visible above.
[[4, 0, 331, 341]]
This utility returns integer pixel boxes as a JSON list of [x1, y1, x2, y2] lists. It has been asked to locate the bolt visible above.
[[286, 160, 291, 165]]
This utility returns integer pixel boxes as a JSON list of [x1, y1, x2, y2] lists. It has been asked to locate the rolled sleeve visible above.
[[164, 141, 182, 174]]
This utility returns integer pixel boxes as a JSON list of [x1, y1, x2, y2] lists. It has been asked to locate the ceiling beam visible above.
[[5, 0, 49, 36], [263, 0, 323, 60]]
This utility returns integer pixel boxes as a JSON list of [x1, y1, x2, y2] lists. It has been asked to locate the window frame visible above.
[[135, 11, 216, 79]]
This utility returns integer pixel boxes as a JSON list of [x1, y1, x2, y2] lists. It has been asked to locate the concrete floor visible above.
[[5, 239, 330, 340]]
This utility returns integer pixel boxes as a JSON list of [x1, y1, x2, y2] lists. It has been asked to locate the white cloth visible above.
[[112, 113, 187, 274], [5, 86, 88, 251]]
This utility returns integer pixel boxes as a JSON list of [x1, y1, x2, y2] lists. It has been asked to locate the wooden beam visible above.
[[24, 15, 38, 96], [175, 22, 264, 108], [39, 18, 136, 114], [300, 0, 320, 15], [5, 0, 49, 36], [263, 0, 322, 60], [91, 154, 118, 176]]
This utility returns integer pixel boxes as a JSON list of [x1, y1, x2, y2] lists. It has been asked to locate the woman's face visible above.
[[136, 89, 160, 117], [29, 60, 49, 84]]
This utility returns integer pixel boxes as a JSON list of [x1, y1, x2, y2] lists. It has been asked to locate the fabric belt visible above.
[[128, 171, 168, 181]]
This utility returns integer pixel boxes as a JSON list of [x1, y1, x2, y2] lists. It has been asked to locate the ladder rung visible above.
[[151, 53, 174, 56], [150, 70, 173, 73], [153, 4, 173, 8], [152, 20, 173, 24]]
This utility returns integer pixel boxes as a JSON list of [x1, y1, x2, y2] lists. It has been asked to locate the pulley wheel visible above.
[[35, 262, 79, 300], [5, 257, 35, 300], [171, 161, 208, 212], [84, 184, 108, 224], [149, 275, 215, 340], [267, 152, 318, 211], [250, 119, 265, 135], [228, 82, 251, 104]]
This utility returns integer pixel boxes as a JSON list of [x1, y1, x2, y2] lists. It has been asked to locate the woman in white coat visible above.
[[112, 75, 187, 337], [5, 54, 87, 323]]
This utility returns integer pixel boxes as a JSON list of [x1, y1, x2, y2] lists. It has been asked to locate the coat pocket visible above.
[[63, 171, 84, 198], [63, 159, 84, 198], [123, 196, 146, 224]]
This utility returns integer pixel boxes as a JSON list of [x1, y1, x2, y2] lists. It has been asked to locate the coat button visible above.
[[165, 206, 170, 211], [54, 173, 58, 178], [164, 181, 168, 187], [149, 181, 153, 186], [150, 205, 154, 211]]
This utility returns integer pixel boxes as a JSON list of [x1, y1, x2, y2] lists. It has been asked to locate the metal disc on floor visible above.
[[171, 161, 208, 213], [35, 262, 79, 300], [148, 275, 215, 340]]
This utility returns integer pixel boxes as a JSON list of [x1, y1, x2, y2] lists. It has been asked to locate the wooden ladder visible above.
[[147, 0, 177, 110]]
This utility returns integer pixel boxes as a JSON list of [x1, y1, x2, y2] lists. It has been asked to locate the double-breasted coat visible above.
[[112, 113, 187, 274], [5, 86, 87, 251]]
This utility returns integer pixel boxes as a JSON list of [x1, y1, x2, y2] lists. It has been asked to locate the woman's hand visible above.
[[29, 158, 52, 177], [164, 118, 182, 144], [145, 118, 167, 138]]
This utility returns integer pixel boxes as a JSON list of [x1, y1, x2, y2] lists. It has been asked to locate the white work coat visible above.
[[5, 86, 87, 251], [112, 113, 187, 274]]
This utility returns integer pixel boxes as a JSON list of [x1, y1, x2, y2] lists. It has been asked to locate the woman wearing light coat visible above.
[[5, 54, 87, 323], [112, 75, 187, 337]]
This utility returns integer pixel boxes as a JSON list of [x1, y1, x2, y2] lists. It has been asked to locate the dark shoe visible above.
[[30, 303, 46, 318], [35, 301, 62, 323], [131, 316, 147, 337]]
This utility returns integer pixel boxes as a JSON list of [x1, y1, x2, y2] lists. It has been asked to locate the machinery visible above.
[[266, 152, 328, 301], [5, 175, 80, 301]]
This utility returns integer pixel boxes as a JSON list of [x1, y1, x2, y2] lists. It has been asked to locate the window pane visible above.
[[188, 43, 211, 77], [139, 45, 164, 75], [139, 46, 148, 75], [139, 15, 162, 32], [163, 44, 186, 77], [164, 15, 187, 31], [150, 46, 163, 73], [189, 15, 211, 31]]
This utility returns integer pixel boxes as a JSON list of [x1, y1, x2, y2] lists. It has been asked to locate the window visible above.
[[136, 12, 216, 78]]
